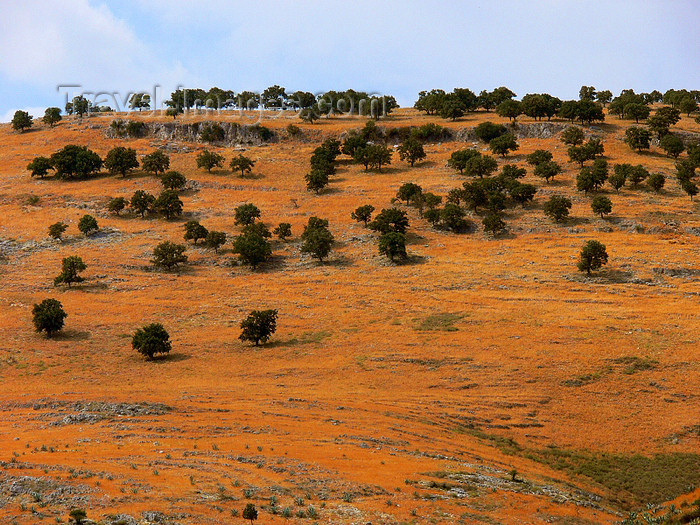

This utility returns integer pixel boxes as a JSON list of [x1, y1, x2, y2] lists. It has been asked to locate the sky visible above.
[[0, 0, 699, 121]]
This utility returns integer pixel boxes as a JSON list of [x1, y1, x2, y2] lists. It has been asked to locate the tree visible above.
[[576, 100, 605, 124], [234, 203, 261, 226], [362, 144, 393, 172], [104, 146, 139, 177], [489, 133, 518, 157], [509, 182, 537, 205], [439, 97, 466, 121], [305, 169, 329, 194], [625, 127, 651, 152], [107, 197, 127, 216], [27, 156, 53, 178], [378, 232, 407, 262], [396, 183, 423, 205], [239, 311, 278, 347], [681, 179, 699, 200], [596, 90, 613, 105], [300, 217, 334, 262], [184, 220, 208, 245], [577, 168, 595, 193], [50, 145, 102, 179], [230, 154, 255, 177], [534, 160, 562, 183], [78, 214, 98, 236], [342, 134, 367, 157], [128, 93, 151, 111], [66, 96, 90, 118], [196, 150, 224, 172], [623, 102, 650, 123], [474, 121, 506, 143], [232, 228, 272, 269], [579, 86, 597, 101], [397, 138, 426, 166], [526, 149, 553, 167], [142, 150, 170, 176], [628, 164, 650, 186], [496, 99, 522, 121], [132, 323, 171, 359], [568, 145, 593, 167], [151, 241, 187, 270], [501, 164, 526, 179], [647, 172, 665, 192], [591, 195, 612, 218], [608, 170, 626, 192], [440, 203, 470, 232], [447, 149, 480, 174], [273, 223, 292, 240], [351, 205, 375, 226], [153, 190, 183, 219], [242, 503, 259, 525], [482, 213, 506, 235], [561, 126, 585, 146], [464, 154, 498, 178], [577, 240, 608, 275], [131, 190, 155, 217], [369, 208, 409, 234], [161, 170, 187, 191], [679, 97, 699, 116], [589, 158, 609, 189], [647, 106, 681, 138], [32, 298, 67, 337], [54, 255, 87, 287], [69, 508, 87, 525], [42, 107, 62, 127], [659, 134, 685, 158], [49, 222, 68, 241], [543, 195, 572, 223], [11, 110, 32, 132], [204, 231, 227, 252]]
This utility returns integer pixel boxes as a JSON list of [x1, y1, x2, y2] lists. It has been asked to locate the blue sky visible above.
[[1, 0, 698, 121]]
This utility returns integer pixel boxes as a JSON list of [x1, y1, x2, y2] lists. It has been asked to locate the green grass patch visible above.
[[413, 313, 463, 331], [611, 356, 659, 375]]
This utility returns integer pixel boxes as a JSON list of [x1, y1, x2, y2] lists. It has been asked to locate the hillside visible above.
[[1, 107, 699, 524]]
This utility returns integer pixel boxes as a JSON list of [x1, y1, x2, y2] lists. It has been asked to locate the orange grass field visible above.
[[0, 107, 699, 524]]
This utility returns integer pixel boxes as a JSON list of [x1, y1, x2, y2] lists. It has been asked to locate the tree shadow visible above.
[[53, 329, 91, 341], [398, 254, 429, 266], [405, 232, 427, 245], [323, 254, 354, 268], [145, 352, 192, 363]]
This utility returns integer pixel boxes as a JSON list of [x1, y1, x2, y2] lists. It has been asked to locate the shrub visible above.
[[200, 122, 225, 143], [483, 213, 506, 235], [78, 214, 98, 236], [577, 240, 608, 275], [378, 232, 407, 261], [54, 256, 87, 287], [151, 241, 187, 270], [132, 323, 171, 359], [647, 172, 665, 192], [32, 299, 67, 337], [196, 150, 224, 172], [131, 190, 155, 217], [351, 205, 375, 226], [104, 146, 139, 177], [273, 223, 292, 240], [234, 203, 261, 226], [440, 203, 470, 232], [204, 231, 227, 253], [48, 222, 68, 240], [474, 121, 506, 143], [591, 195, 612, 218], [107, 197, 127, 215], [27, 157, 53, 178], [153, 190, 183, 219], [142, 150, 170, 176], [69, 508, 87, 525], [239, 310, 278, 346], [161, 170, 187, 191], [543, 195, 572, 223], [183, 220, 208, 245], [230, 154, 255, 177], [242, 502, 258, 524]]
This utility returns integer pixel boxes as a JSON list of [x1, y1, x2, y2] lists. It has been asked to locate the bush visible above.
[[32, 299, 67, 337], [204, 231, 227, 253], [183, 220, 208, 244], [196, 150, 224, 172], [483, 213, 506, 235], [142, 150, 170, 176], [239, 310, 278, 346], [107, 197, 127, 216], [132, 323, 171, 359], [104, 146, 139, 177], [27, 157, 53, 178], [273, 223, 292, 240], [474, 121, 506, 143], [54, 256, 87, 287], [440, 203, 469, 232], [200, 122, 225, 143], [48, 222, 68, 240], [78, 214, 98, 236], [647, 172, 665, 192], [591, 195, 612, 218], [351, 205, 375, 226], [234, 203, 261, 226], [151, 241, 187, 270], [161, 170, 187, 191], [543, 195, 572, 223], [300, 217, 334, 261], [131, 190, 155, 217], [378, 232, 407, 261], [153, 190, 183, 219], [577, 240, 608, 275]]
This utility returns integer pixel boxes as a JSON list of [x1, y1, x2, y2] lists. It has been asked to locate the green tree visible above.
[[447, 149, 480, 174], [489, 133, 519, 157], [591, 195, 612, 218], [27, 156, 53, 178], [11, 110, 32, 132], [567, 145, 593, 167], [577, 240, 608, 275], [132, 323, 171, 359], [142, 150, 170, 176], [397, 138, 426, 166], [204, 231, 227, 253], [543, 195, 572, 223], [351, 205, 375, 226], [439, 97, 466, 121], [464, 154, 498, 178], [647, 106, 681, 138], [440, 203, 469, 232], [69, 508, 87, 525], [474, 121, 506, 143], [232, 228, 272, 269], [300, 217, 334, 261], [482, 213, 506, 235], [596, 90, 613, 105], [623, 102, 650, 123], [576, 100, 605, 124], [184, 220, 208, 244], [48, 222, 68, 240], [131, 190, 155, 217], [679, 97, 699, 116], [659, 134, 684, 158], [396, 183, 423, 205], [54, 255, 87, 287], [78, 214, 98, 236], [647, 172, 665, 192], [107, 197, 127, 216], [42, 107, 62, 127], [681, 179, 699, 200], [128, 93, 151, 111], [239, 311, 278, 347], [104, 146, 139, 177], [579, 86, 597, 101], [161, 170, 187, 191], [32, 298, 67, 337], [153, 190, 183, 219], [369, 208, 409, 234], [496, 99, 522, 121], [342, 134, 367, 157], [50, 145, 102, 179], [273, 223, 292, 240], [608, 170, 626, 192], [305, 169, 329, 194], [526, 149, 553, 166], [534, 160, 562, 183], [230, 154, 255, 177], [196, 150, 224, 172], [577, 168, 595, 193], [628, 164, 650, 186], [501, 164, 526, 179], [625, 127, 651, 152], [561, 126, 585, 146], [66, 96, 90, 117], [151, 241, 187, 270], [234, 203, 261, 226], [509, 182, 537, 206], [361, 144, 393, 172], [378, 232, 407, 261]]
